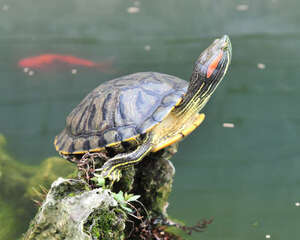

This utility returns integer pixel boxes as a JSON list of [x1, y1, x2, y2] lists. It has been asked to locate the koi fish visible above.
[[18, 54, 115, 73]]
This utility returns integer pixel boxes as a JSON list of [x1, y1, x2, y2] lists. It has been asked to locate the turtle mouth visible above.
[[216, 35, 231, 50], [209, 35, 231, 56]]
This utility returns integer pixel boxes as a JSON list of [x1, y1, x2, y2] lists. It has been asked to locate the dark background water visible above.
[[1, 0, 300, 239]]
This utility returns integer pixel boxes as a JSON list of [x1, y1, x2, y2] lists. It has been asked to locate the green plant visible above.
[[111, 191, 140, 213], [91, 174, 106, 188]]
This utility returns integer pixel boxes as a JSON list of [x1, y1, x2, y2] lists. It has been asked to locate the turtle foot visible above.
[[99, 162, 122, 182]]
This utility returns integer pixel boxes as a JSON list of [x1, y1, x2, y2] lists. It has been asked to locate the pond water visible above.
[[1, 0, 300, 239]]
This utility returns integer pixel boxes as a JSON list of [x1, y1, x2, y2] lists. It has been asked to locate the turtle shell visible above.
[[54, 72, 188, 154]]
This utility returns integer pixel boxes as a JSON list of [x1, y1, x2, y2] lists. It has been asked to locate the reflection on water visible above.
[[1, 0, 300, 239]]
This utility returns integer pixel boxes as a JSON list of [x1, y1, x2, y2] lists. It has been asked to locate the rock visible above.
[[23, 178, 127, 240], [23, 144, 184, 240], [132, 143, 177, 217]]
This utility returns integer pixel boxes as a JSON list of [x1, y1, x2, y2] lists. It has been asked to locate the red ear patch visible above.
[[206, 52, 223, 78]]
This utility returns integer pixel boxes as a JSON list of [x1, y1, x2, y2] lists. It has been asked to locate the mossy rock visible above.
[[84, 208, 126, 240], [23, 178, 127, 240]]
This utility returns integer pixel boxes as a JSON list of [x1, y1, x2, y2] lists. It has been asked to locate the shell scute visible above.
[[117, 126, 138, 141]]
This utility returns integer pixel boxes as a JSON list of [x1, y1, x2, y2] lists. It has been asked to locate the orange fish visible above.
[[18, 54, 115, 73]]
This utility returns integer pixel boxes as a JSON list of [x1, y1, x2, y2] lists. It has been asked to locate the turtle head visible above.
[[192, 35, 231, 102], [193, 34, 231, 90], [178, 35, 232, 113]]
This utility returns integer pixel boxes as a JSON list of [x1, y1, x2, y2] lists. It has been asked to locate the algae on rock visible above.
[[23, 178, 127, 240]]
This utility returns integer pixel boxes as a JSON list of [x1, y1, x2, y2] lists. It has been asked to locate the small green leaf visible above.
[[90, 177, 98, 182], [117, 191, 125, 200], [124, 192, 133, 201], [91, 176, 105, 187], [127, 195, 140, 202], [113, 191, 125, 203], [121, 205, 133, 213], [96, 177, 105, 187]]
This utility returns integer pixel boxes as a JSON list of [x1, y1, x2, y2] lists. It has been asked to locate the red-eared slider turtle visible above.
[[54, 35, 232, 181]]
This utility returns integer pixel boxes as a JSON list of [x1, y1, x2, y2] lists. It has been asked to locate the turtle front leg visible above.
[[98, 134, 153, 182]]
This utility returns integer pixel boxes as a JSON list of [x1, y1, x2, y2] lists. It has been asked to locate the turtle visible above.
[[54, 35, 232, 181]]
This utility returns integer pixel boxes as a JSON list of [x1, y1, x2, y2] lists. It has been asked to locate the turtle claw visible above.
[[111, 170, 122, 182]]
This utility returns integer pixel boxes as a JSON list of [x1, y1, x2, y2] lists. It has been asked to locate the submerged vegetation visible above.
[[0, 134, 75, 239]]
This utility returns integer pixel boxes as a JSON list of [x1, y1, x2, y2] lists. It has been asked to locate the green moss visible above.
[[68, 192, 76, 197], [84, 207, 126, 240], [51, 179, 88, 200]]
